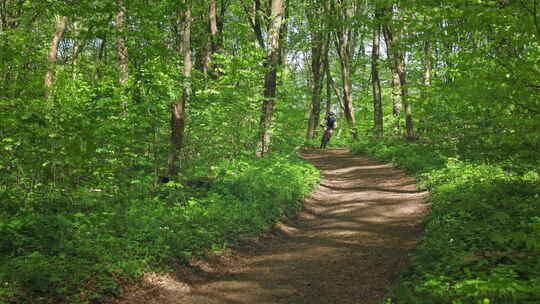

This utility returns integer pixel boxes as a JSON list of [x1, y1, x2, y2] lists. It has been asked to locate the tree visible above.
[[371, 7, 383, 138], [168, 0, 192, 176], [44, 15, 68, 99], [306, 1, 327, 140], [257, 0, 285, 156], [382, 6, 414, 139], [116, 0, 129, 89], [332, 0, 361, 139], [381, 11, 402, 125], [200, 0, 228, 78]]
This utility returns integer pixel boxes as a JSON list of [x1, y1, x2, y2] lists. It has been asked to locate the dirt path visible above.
[[118, 148, 428, 304]]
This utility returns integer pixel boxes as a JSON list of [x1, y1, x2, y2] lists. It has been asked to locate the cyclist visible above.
[[320, 112, 337, 148]]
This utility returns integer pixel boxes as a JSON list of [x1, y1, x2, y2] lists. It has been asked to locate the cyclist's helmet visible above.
[[329, 111, 335, 116]]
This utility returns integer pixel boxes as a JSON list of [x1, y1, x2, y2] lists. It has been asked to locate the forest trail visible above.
[[118, 148, 429, 304]]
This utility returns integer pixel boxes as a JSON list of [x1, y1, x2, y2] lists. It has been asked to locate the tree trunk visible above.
[[168, 0, 192, 176], [423, 40, 432, 87], [116, 0, 129, 112], [418, 39, 433, 138], [371, 10, 383, 138], [393, 44, 414, 139], [306, 3, 326, 140], [244, 0, 266, 50], [44, 15, 68, 99], [116, 0, 129, 87], [382, 23, 402, 119], [324, 34, 332, 117], [337, 39, 357, 139], [280, 0, 290, 80], [334, 1, 358, 139], [383, 14, 414, 139], [257, 0, 284, 156], [95, 36, 107, 81], [209, 0, 218, 53], [201, 0, 220, 77], [400, 64, 414, 139], [71, 22, 90, 79]]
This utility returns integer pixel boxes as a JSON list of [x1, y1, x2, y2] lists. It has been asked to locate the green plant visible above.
[[351, 138, 540, 304]]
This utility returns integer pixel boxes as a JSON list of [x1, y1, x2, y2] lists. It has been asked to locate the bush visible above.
[[0, 154, 319, 303], [350, 137, 540, 304]]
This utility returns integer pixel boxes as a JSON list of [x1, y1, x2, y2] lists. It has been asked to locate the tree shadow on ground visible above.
[[116, 148, 429, 304]]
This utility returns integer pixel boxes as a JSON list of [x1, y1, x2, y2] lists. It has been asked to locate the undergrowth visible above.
[[351, 137, 540, 304], [0, 154, 319, 303]]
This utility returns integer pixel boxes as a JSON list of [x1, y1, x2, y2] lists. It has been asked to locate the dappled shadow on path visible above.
[[117, 147, 429, 304]]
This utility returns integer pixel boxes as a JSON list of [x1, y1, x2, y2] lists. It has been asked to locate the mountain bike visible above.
[[320, 125, 332, 149]]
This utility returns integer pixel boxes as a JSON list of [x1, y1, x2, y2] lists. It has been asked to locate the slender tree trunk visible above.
[[418, 39, 433, 138], [393, 41, 414, 139], [44, 15, 68, 99], [71, 22, 81, 67], [257, 0, 284, 156], [371, 10, 383, 138], [327, 65, 345, 112], [423, 40, 432, 87], [168, 0, 192, 176], [382, 23, 402, 119], [383, 15, 414, 139], [400, 63, 414, 139], [71, 22, 90, 79], [337, 39, 357, 139], [280, 0, 290, 80], [209, 0, 218, 53], [381, 5, 401, 136], [306, 3, 325, 140], [116, 0, 129, 112], [244, 0, 266, 49], [116, 0, 129, 86], [324, 34, 332, 117], [201, 38, 211, 76], [201, 0, 219, 77], [306, 36, 324, 140], [334, 1, 358, 139], [95, 37, 107, 81], [390, 70, 402, 116]]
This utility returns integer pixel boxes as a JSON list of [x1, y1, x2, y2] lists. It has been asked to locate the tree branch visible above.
[[242, 1, 265, 49]]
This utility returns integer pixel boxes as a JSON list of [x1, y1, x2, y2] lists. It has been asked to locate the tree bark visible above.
[[116, 0, 129, 87], [279, 0, 290, 80], [306, 2, 326, 140], [382, 21, 402, 119], [257, 0, 284, 156], [334, 1, 358, 139], [383, 11, 414, 139], [323, 34, 332, 117], [371, 9, 383, 138], [44, 15, 68, 99], [201, 0, 224, 77], [244, 0, 266, 50], [168, 0, 192, 176]]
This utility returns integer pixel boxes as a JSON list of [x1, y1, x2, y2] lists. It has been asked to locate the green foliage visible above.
[[351, 138, 540, 304], [0, 155, 319, 303], [2, 0, 540, 302]]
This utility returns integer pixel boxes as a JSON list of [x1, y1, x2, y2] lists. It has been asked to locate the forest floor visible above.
[[116, 148, 429, 304]]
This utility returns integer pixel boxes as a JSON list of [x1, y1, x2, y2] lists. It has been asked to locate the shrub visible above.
[[350, 137, 540, 304], [0, 154, 319, 303]]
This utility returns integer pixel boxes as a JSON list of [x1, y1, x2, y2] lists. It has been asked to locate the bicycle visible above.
[[320, 125, 333, 149]]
